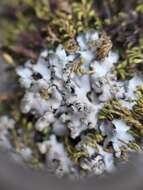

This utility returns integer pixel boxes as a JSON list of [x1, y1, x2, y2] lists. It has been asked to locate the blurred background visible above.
[[0, 149, 143, 190], [0, 0, 142, 64]]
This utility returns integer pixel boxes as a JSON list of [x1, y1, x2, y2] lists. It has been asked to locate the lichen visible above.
[[0, 29, 142, 178], [0, 0, 143, 179]]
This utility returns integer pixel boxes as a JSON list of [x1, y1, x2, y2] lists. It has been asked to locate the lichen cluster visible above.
[[0, 0, 143, 179]]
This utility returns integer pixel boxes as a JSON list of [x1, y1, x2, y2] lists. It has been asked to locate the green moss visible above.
[[99, 100, 143, 130], [114, 39, 143, 80], [64, 137, 88, 164]]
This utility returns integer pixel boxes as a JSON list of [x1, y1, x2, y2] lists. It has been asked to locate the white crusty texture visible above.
[[44, 135, 77, 177], [80, 155, 105, 175], [15, 30, 143, 177], [16, 30, 120, 136], [104, 120, 134, 158], [0, 116, 15, 149], [126, 75, 143, 100]]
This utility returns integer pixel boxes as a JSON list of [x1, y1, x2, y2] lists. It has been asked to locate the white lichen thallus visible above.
[[0, 29, 143, 178]]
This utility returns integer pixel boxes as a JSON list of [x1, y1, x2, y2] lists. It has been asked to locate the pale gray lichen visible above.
[[0, 30, 143, 178], [15, 30, 143, 177], [0, 116, 15, 149], [41, 135, 77, 178]]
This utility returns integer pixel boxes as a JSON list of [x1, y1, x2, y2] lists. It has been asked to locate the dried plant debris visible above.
[[101, 0, 143, 46], [0, 0, 143, 179]]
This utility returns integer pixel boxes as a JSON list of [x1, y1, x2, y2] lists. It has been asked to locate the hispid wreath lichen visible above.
[[0, 0, 143, 179]]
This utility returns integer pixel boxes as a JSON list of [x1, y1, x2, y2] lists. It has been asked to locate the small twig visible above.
[[46, 26, 61, 43], [0, 94, 15, 101], [10, 46, 38, 60]]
